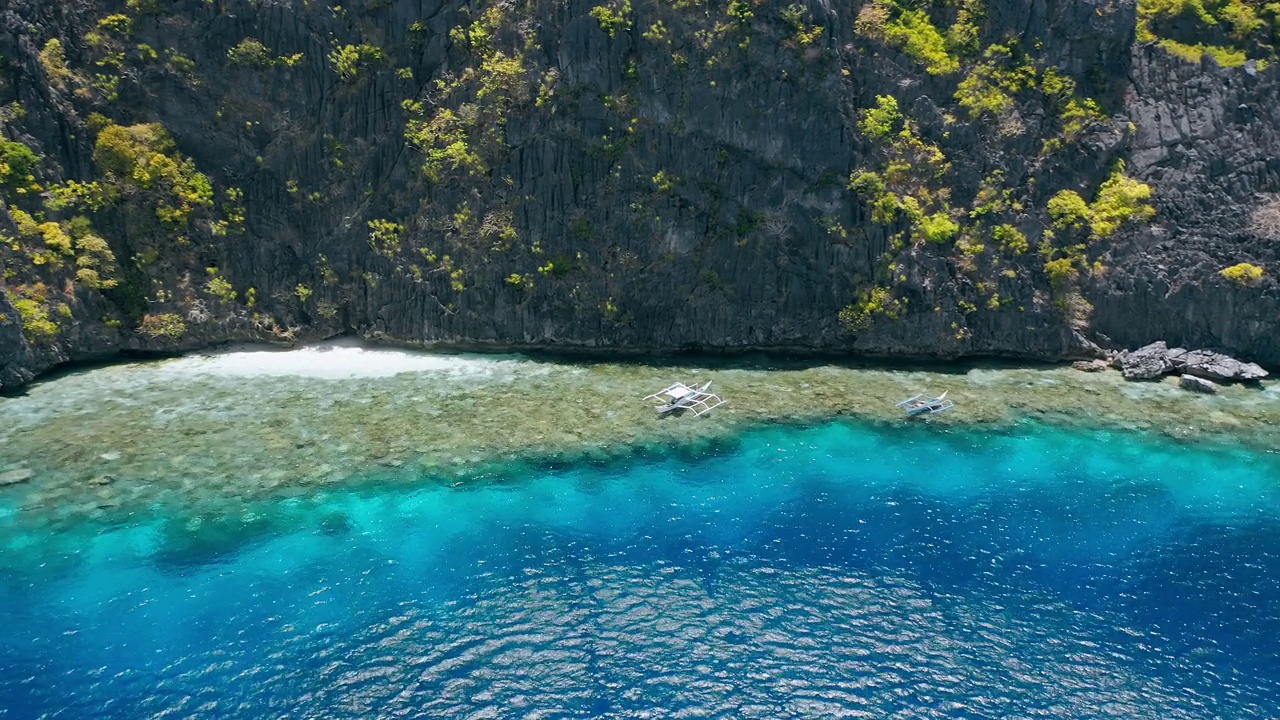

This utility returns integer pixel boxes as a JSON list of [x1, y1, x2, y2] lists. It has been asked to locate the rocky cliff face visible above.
[[0, 290, 34, 388], [1089, 47, 1280, 363], [0, 0, 1276, 390]]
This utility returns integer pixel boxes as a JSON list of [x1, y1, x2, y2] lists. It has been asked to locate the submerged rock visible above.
[[1179, 376, 1219, 394], [319, 511, 352, 536], [0, 468, 35, 485], [1072, 359, 1110, 373]]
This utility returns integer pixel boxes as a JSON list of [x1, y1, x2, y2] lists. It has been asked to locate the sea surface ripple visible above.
[[2, 421, 1279, 718]]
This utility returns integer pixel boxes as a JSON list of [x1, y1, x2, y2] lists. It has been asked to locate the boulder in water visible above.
[[1117, 341, 1269, 383], [0, 468, 35, 486], [1169, 348, 1269, 382], [1072, 359, 1110, 373], [1178, 375, 1219, 394]]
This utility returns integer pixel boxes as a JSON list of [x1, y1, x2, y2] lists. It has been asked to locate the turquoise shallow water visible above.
[[2, 420, 1280, 718]]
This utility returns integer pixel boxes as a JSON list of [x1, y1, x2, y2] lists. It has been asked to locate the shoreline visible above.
[[1, 341, 1277, 535], [8, 332, 1270, 399], [4, 333, 1111, 397]]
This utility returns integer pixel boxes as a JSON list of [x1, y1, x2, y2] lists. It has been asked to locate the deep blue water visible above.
[[3, 421, 1280, 718]]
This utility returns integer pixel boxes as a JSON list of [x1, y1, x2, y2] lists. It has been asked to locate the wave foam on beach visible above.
[[157, 340, 529, 380]]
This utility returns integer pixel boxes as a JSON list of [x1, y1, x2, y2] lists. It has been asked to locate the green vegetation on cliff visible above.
[[849, 94, 954, 250], [842, 20, 1151, 334], [1220, 262, 1266, 284], [1048, 164, 1155, 239], [92, 122, 214, 227], [3, 0, 1271, 389], [855, 0, 980, 74], [0, 139, 39, 192], [0, 102, 251, 345], [1139, 0, 1279, 67], [590, 0, 633, 37], [1, 131, 117, 342], [839, 285, 904, 331]]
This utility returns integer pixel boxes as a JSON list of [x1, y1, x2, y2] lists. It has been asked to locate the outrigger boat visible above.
[[643, 380, 726, 416], [896, 391, 955, 416]]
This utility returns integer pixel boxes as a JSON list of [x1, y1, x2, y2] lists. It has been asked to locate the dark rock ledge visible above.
[[1113, 341, 1269, 383]]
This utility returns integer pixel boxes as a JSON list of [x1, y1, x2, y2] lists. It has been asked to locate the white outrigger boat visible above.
[[643, 380, 726, 416], [896, 391, 955, 416]]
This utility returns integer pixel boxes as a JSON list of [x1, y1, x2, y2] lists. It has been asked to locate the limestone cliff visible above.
[[0, 0, 1276, 390]]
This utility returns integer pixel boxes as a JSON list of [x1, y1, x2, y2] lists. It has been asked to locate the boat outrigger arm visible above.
[[896, 391, 956, 416], [643, 380, 727, 416]]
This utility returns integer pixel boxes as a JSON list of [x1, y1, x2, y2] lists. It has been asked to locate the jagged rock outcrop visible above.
[[0, 0, 1277, 390], [1116, 340, 1177, 379], [1115, 340, 1268, 381], [1173, 347, 1269, 381]]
